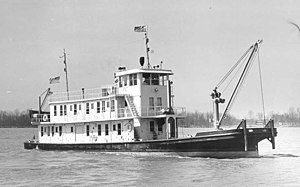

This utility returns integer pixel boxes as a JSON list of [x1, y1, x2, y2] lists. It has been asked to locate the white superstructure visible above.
[[32, 67, 186, 144]]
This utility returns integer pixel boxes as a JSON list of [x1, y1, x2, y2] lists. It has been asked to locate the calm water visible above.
[[0, 128, 300, 186]]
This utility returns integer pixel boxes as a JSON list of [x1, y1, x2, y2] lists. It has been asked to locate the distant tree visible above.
[[0, 110, 31, 128]]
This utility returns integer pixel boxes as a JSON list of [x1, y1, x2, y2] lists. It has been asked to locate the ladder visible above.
[[125, 95, 139, 117]]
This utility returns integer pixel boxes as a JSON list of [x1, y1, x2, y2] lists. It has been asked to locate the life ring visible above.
[[42, 114, 48, 122], [127, 122, 133, 132]]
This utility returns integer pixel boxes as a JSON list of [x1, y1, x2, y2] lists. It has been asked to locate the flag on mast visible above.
[[49, 76, 60, 84], [134, 25, 147, 32]]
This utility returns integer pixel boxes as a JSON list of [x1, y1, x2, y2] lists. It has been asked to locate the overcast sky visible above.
[[0, 0, 300, 117]]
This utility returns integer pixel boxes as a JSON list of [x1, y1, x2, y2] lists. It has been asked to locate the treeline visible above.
[[0, 110, 31, 128], [1, 107, 300, 128], [179, 107, 300, 128], [178, 112, 240, 128], [270, 107, 300, 127]]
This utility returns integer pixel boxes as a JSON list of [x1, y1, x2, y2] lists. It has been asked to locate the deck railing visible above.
[[50, 86, 118, 102], [139, 106, 186, 117], [117, 108, 133, 118]]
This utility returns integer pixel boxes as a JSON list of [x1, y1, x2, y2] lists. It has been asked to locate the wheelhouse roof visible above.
[[115, 68, 173, 77]]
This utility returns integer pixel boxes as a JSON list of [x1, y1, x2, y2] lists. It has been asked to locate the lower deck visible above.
[[37, 116, 180, 144]]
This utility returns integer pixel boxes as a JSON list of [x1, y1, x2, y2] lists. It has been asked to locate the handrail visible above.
[[50, 86, 118, 102]]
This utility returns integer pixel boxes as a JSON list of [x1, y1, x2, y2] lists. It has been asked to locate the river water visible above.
[[0, 128, 299, 186]]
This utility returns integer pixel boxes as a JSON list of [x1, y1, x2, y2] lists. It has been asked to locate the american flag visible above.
[[49, 76, 60, 84], [134, 25, 147, 32]]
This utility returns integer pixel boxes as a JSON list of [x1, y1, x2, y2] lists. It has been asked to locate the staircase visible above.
[[125, 95, 139, 117]]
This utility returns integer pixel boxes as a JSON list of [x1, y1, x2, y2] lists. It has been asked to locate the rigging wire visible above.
[[216, 47, 253, 88], [221, 51, 250, 94], [227, 52, 257, 114], [219, 41, 261, 125], [257, 48, 267, 125]]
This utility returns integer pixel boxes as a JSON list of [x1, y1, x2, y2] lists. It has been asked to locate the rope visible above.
[[257, 49, 266, 125]]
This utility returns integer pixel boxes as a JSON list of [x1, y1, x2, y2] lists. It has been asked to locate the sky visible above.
[[0, 0, 300, 118]]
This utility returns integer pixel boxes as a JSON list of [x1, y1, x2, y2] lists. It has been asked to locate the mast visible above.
[[145, 30, 151, 69], [61, 49, 70, 100], [218, 40, 262, 128]]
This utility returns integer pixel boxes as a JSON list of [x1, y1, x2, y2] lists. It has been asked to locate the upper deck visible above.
[[32, 67, 186, 124]]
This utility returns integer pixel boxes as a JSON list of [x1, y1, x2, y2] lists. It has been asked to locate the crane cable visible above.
[[216, 47, 253, 88], [225, 50, 257, 117], [221, 51, 250, 94]]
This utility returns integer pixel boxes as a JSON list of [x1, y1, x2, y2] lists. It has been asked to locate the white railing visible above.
[[117, 108, 133, 118], [50, 86, 118, 102], [139, 107, 186, 117]]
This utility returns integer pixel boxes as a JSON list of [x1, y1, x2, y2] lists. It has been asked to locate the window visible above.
[[55, 127, 58, 133], [102, 88, 108, 97], [54, 106, 57, 116], [149, 97, 154, 110], [158, 123, 163, 132], [59, 126, 62, 136], [124, 75, 127, 86], [74, 104, 77, 115], [111, 100, 115, 112], [150, 121, 155, 132], [98, 124, 101, 136], [51, 126, 54, 136], [102, 101, 105, 112], [105, 124, 109, 135], [152, 74, 159, 85], [91, 103, 94, 110], [133, 74, 137, 85], [86, 125, 90, 136], [117, 123, 121, 135], [86, 103, 90, 114], [119, 76, 123, 87], [157, 97, 162, 110], [97, 102, 100, 113], [47, 126, 50, 136], [107, 101, 109, 108], [41, 126, 44, 136], [79, 104, 81, 110], [71, 126, 73, 133], [113, 124, 116, 131], [44, 127, 46, 132], [64, 105, 67, 115], [142, 73, 150, 85], [70, 105, 73, 111], [159, 75, 165, 85], [129, 74, 133, 86], [60, 105, 63, 116]]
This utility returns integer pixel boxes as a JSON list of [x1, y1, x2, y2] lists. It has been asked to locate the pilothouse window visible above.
[[142, 73, 150, 85], [142, 73, 166, 86], [151, 74, 159, 85]]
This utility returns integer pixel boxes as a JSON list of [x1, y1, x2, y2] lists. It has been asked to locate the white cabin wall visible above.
[[138, 118, 167, 140], [141, 86, 168, 113], [49, 98, 118, 124], [38, 119, 134, 144]]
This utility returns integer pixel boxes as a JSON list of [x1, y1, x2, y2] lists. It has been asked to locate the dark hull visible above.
[[24, 127, 277, 158]]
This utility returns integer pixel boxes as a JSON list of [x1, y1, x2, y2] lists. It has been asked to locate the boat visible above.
[[24, 27, 277, 158]]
